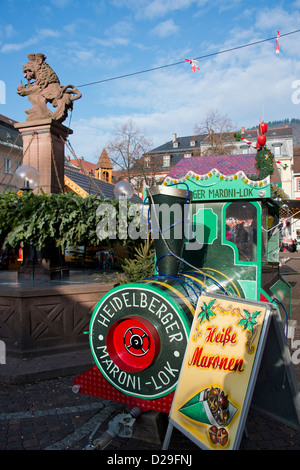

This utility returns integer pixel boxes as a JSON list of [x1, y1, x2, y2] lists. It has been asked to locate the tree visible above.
[[194, 109, 235, 156], [117, 235, 154, 284], [107, 119, 152, 182]]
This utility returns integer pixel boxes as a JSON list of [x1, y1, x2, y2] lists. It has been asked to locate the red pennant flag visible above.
[[276, 30, 280, 53], [185, 58, 200, 72]]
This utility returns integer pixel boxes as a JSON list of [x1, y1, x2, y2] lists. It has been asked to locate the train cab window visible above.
[[225, 202, 257, 261]]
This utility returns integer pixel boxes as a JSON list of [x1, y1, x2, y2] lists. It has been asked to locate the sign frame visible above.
[[162, 293, 275, 451]]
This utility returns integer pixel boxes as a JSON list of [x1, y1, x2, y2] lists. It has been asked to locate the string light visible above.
[[76, 29, 300, 88]]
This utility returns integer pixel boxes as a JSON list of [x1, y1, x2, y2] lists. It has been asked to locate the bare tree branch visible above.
[[107, 119, 152, 182], [194, 109, 236, 156]]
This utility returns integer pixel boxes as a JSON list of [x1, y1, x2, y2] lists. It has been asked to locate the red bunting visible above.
[[276, 30, 280, 53], [185, 58, 200, 72]]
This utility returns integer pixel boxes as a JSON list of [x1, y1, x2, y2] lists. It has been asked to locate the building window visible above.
[[240, 145, 249, 154], [144, 156, 151, 168], [3, 157, 13, 174], [297, 179, 300, 192], [190, 140, 196, 147], [147, 177, 155, 186], [173, 142, 178, 148], [274, 146, 281, 156], [184, 153, 192, 158], [163, 155, 170, 167], [272, 144, 282, 156], [102, 170, 109, 182]]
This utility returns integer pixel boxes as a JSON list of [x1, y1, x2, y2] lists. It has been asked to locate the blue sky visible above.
[[1, 0, 300, 162]]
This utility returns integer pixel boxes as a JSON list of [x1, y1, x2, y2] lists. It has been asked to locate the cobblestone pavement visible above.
[[0, 374, 299, 451], [0, 254, 300, 452]]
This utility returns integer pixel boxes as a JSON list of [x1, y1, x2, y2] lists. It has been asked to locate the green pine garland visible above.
[[0, 191, 143, 251], [247, 145, 275, 181], [234, 133, 274, 180], [255, 145, 274, 179]]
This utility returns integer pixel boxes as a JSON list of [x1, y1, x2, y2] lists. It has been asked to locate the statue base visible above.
[[14, 118, 73, 194]]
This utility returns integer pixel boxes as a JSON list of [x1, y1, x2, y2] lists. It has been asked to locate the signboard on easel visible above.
[[163, 294, 274, 450]]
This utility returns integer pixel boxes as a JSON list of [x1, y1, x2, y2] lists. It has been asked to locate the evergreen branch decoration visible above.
[[197, 299, 216, 324], [237, 309, 261, 353], [0, 191, 142, 251], [252, 145, 274, 180], [237, 309, 260, 334]]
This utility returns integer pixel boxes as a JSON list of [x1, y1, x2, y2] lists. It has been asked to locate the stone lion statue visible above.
[[17, 53, 82, 123]]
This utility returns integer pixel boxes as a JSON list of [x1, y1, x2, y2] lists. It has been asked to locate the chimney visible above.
[[172, 133, 177, 142], [241, 126, 245, 134]]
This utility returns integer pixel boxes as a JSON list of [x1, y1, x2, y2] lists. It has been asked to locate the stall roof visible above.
[[166, 154, 281, 184]]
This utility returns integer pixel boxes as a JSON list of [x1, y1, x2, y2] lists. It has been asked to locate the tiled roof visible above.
[[0, 114, 22, 150], [293, 147, 300, 173], [167, 154, 258, 179], [65, 166, 141, 202], [166, 154, 281, 184], [242, 126, 293, 139], [96, 148, 113, 169], [69, 158, 97, 175], [0, 114, 18, 126], [148, 127, 293, 155], [149, 134, 206, 154]]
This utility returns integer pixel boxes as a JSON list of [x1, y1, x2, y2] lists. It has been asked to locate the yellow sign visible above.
[[168, 294, 270, 450]]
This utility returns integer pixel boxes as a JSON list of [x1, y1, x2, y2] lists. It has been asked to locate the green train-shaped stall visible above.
[[74, 152, 292, 412]]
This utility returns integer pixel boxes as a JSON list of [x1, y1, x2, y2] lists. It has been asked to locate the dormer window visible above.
[[240, 144, 249, 154], [173, 141, 178, 148], [272, 143, 282, 156], [190, 140, 196, 147]]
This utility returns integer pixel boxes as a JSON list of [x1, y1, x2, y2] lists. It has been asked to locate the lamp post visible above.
[[13, 165, 69, 281], [13, 166, 40, 280], [13, 165, 40, 192], [113, 180, 134, 199]]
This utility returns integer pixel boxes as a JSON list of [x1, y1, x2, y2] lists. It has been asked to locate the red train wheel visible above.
[[106, 316, 161, 373], [89, 285, 191, 399]]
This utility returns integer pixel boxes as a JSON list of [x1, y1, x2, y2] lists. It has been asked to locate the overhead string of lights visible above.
[[76, 29, 300, 88]]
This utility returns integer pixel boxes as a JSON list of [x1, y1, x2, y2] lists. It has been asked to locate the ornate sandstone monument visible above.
[[14, 53, 82, 193], [13, 53, 83, 279], [0, 54, 111, 383], [16, 53, 82, 123]]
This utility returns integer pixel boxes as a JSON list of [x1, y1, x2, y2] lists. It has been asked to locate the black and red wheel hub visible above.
[[106, 316, 161, 373]]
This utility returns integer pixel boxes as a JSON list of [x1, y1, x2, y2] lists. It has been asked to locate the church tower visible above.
[[95, 148, 113, 183]]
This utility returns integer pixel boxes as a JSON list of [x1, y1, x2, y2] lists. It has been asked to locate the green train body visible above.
[[79, 169, 291, 406]]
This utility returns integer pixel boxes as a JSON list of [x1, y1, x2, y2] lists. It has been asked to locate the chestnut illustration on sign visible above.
[[179, 385, 237, 448]]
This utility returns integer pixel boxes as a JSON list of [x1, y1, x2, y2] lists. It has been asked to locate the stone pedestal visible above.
[[0, 278, 116, 383], [14, 119, 72, 280], [14, 118, 72, 194]]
